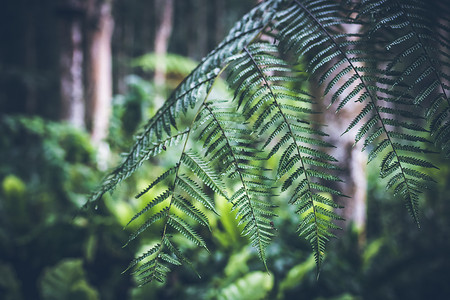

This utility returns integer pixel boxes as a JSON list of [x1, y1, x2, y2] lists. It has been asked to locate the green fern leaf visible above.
[[181, 150, 228, 199], [135, 165, 179, 199], [87, 0, 283, 207], [172, 195, 211, 229], [227, 42, 344, 271], [125, 189, 172, 227], [363, 0, 450, 156], [167, 215, 207, 248], [87, 0, 450, 285], [197, 100, 276, 267], [122, 243, 161, 274], [276, 0, 440, 228], [124, 207, 169, 247], [175, 174, 218, 214]]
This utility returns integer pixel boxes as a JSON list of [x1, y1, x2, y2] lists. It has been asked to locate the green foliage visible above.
[[0, 115, 136, 300], [0, 115, 98, 219], [216, 271, 274, 300], [0, 262, 22, 300], [39, 259, 99, 300], [277, 254, 316, 299], [109, 75, 153, 149], [88, 0, 450, 284], [132, 53, 198, 84]]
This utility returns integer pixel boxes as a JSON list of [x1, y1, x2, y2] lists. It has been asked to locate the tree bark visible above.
[[153, 0, 174, 108], [85, 0, 114, 145], [58, 1, 86, 128]]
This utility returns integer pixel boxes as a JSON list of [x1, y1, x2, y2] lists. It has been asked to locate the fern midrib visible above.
[[203, 102, 268, 268], [243, 45, 322, 264], [393, 0, 450, 107], [294, 0, 419, 225]]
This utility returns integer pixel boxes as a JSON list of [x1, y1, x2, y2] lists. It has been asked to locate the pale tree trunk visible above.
[[58, 1, 86, 128], [85, 0, 114, 146], [312, 23, 368, 243], [153, 0, 174, 108]]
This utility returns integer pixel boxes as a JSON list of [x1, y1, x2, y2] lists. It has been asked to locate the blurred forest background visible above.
[[1, 0, 450, 299]]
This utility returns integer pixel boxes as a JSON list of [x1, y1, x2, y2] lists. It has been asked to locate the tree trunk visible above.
[[153, 0, 174, 108], [85, 0, 114, 145], [58, 1, 86, 128]]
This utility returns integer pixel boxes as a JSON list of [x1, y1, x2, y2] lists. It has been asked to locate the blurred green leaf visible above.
[[132, 53, 197, 76], [39, 259, 99, 300], [0, 262, 22, 300], [277, 254, 315, 299], [217, 271, 273, 300]]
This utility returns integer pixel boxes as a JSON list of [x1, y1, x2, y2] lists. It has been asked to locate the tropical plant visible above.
[[87, 0, 450, 285]]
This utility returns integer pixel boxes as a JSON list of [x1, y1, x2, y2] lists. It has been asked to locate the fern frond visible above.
[[123, 243, 160, 274], [226, 42, 344, 270], [123, 148, 219, 283], [135, 164, 179, 199], [130, 244, 183, 286], [276, 0, 438, 227], [167, 214, 207, 248], [124, 207, 169, 247], [87, 130, 188, 207], [125, 189, 172, 227], [172, 195, 210, 229], [362, 0, 450, 156], [175, 174, 218, 214], [87, 0, 450, 285], [196, 100, 277, 267]]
